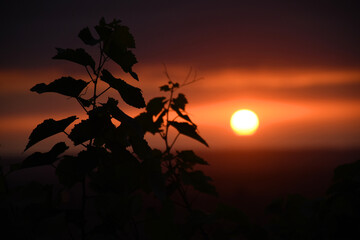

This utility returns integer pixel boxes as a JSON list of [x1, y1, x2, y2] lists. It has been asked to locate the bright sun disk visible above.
[[230, 109, 259, 135]]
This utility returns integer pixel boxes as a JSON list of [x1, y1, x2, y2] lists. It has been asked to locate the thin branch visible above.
[[169, 133, 180, 151], [163, 64, 172, 82], [181, 68, 203, 87], [85, 66, 95, 82], [95, 86, 111, 99], [164, 86, 174, 153], [184, 67, 192, 83]]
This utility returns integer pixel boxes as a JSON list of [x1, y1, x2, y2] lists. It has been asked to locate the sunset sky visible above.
[[0, 0, 359, 156]]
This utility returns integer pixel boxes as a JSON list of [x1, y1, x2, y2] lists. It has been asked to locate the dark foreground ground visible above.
[[2, 148, 360, 239]]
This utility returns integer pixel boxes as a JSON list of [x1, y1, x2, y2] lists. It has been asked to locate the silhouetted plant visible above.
[[1, 18, 156, 240], [0, 18, 268, 240]]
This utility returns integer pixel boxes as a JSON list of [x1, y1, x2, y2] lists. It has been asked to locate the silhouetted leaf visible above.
[[181, 170, 217, 196], [101, 70, 145, 108], [173, 93, 187, 110], [31, 77, 88, 98], [95, 19, 135, 48], [53, 48, 95, 71], [25, 116, 77, 151], [68, 107, 115, 146], [146, 97, 167, 116], [22, 142, 68, 169], [68, 119, 93, 146], [107, 49, 137, 74], [169, 121, 208, 147], [102, 98, 144, 137], [171, 104, 194, 124], [94, 18, 112, 41], [160, 85, 170, 92], [135, 112, 163, 135], [129, 134, 152, 160], [177, 150, 208, 169], [78, 27, 99, 46], [95, 19, 137, 77]]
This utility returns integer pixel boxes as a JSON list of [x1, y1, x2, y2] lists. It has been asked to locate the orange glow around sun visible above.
[[230, 109, 259, 135]]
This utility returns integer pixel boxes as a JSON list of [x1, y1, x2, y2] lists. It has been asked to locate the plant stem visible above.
[[76, 98, 89, 114], [169, 133, 180, 151], [95, 86, 111, 99], [164, 85, 174, 153]]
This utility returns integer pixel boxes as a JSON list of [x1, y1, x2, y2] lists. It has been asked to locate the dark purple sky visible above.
[[1, 0, 359, 70]]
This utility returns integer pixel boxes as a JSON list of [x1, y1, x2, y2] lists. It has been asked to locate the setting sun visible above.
[[230, 109, 259, 135]]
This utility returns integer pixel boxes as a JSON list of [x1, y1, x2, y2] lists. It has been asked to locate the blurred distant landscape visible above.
[[196, 148, 360, 220], [4, 148, 360, 221]]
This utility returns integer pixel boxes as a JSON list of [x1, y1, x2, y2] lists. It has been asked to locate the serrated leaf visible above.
[[181, 170, 217, 196], [30, 77, 88, 98], [68, 107, 115, 146], [95, 22, 138, 75], [95, 19, 138, 76], [135, 112, 163, 135], [170, 104, 194, 124], [78, 27, 99, 46], [25, 116, 77, 151], [160, 85, 170, 92], [113, 25, 136, 48], [22, 142, 68, 169], [177, 150, 208, 169], [146, 97, 167, 116], [101, 97, 134, 123], [169, 121, 208, 147], [173, 93, 187, 110], [105, 49, 137, 74], [53, 48, 95, 71], [101, 70, 145, 108]]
